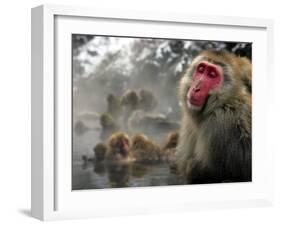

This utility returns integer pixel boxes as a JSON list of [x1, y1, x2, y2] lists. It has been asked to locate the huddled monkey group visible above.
[[80, 49, 252, 185], [80, 87, 179, 166]]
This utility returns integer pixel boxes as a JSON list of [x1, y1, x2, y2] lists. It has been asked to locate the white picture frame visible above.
[[31, 4, 274, 221]]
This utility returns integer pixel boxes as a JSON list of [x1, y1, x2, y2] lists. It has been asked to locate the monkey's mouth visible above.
[[187, 96, 205, 110], [119, 148, 129, 157], [189, 97, 203, 106]]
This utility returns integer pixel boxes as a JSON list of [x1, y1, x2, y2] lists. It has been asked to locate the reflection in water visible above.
[[93, 162, 106, 175], [73, 159, 186, 190], [72, 126, 185, 190], [131, 164, 150, 178], [108, 163, 130, 188]]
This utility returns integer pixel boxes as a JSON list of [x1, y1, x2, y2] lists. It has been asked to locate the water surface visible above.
[[72, 129, 185, 190]]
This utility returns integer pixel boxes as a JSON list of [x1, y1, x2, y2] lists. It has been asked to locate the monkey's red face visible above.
[[187, 61, 223, 110], [117, 137, 130, 157]]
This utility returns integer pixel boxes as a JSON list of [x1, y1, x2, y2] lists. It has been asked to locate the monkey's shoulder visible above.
[[208, 103, 251, 139]]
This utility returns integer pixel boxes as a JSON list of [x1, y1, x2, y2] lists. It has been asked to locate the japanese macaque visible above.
[[162, 131, 180, 173], [99, 113, 119, 141], [107, 93, 122, 120], [121, 90, 139, 107], [138, 89, 158, 112], [120, 90, 139, 128], [106, 132, 134, 163], [130, 134, 162, 164], [176, 50, 252, 184], [81, 143, 107, 166], [93, 143, 108, 162], [163, 130, 179, 150], [162, 131, 179, 161], [121, 89, 139, 111], [91, 143, 108, 174]]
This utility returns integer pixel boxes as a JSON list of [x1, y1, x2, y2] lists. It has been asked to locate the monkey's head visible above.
[[93, 143, 108, 161], [130, 134, 150, 150], [138, 89, 157, 111], [100, 113, 114, 128], [121, 90, 139, 108], [108, 132, 130, 157], [180, 50, 251, 114]]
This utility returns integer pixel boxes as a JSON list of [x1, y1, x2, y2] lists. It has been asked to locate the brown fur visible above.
[[162, 130, 179, 163], [106, 132, 133, 163], [130, 134, 162, 164], [138, 89, 158, 112], [163, 130, 179, 150], [107, 93, 122, 119], [176, 50, 252, 184], [99, 113, 119, 141], [121, 90, 139, 110], [93, 143, 108, 162], [120, 90, 139, 129]]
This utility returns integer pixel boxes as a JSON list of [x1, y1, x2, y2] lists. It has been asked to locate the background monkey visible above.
[[106, 132, 133, 163], [138, 89, 158, 112], [99, 113, 119, 141], [120, 90, 139, 129], [130, 134, 162, 164], [107, 93, 122, 120], [93, 143, 108, 162], [92, 143, 108, 174], [162, 130, 179, 162], [176, 50, 252, 184]]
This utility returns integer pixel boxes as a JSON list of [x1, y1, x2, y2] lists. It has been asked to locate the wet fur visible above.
[[131, 134, 162, 164], [106, 132, 133, 163], [176, 50, 252, 184]]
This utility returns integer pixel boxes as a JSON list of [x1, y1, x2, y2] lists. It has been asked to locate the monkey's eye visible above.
[[208, 70, 217, 78], [197, 65, 205, 73]]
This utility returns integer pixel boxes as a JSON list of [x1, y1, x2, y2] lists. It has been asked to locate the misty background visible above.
[[72, 35, 251, 121]]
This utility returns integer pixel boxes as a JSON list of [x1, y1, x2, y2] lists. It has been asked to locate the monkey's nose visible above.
[[194, 87, 200, 92]]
